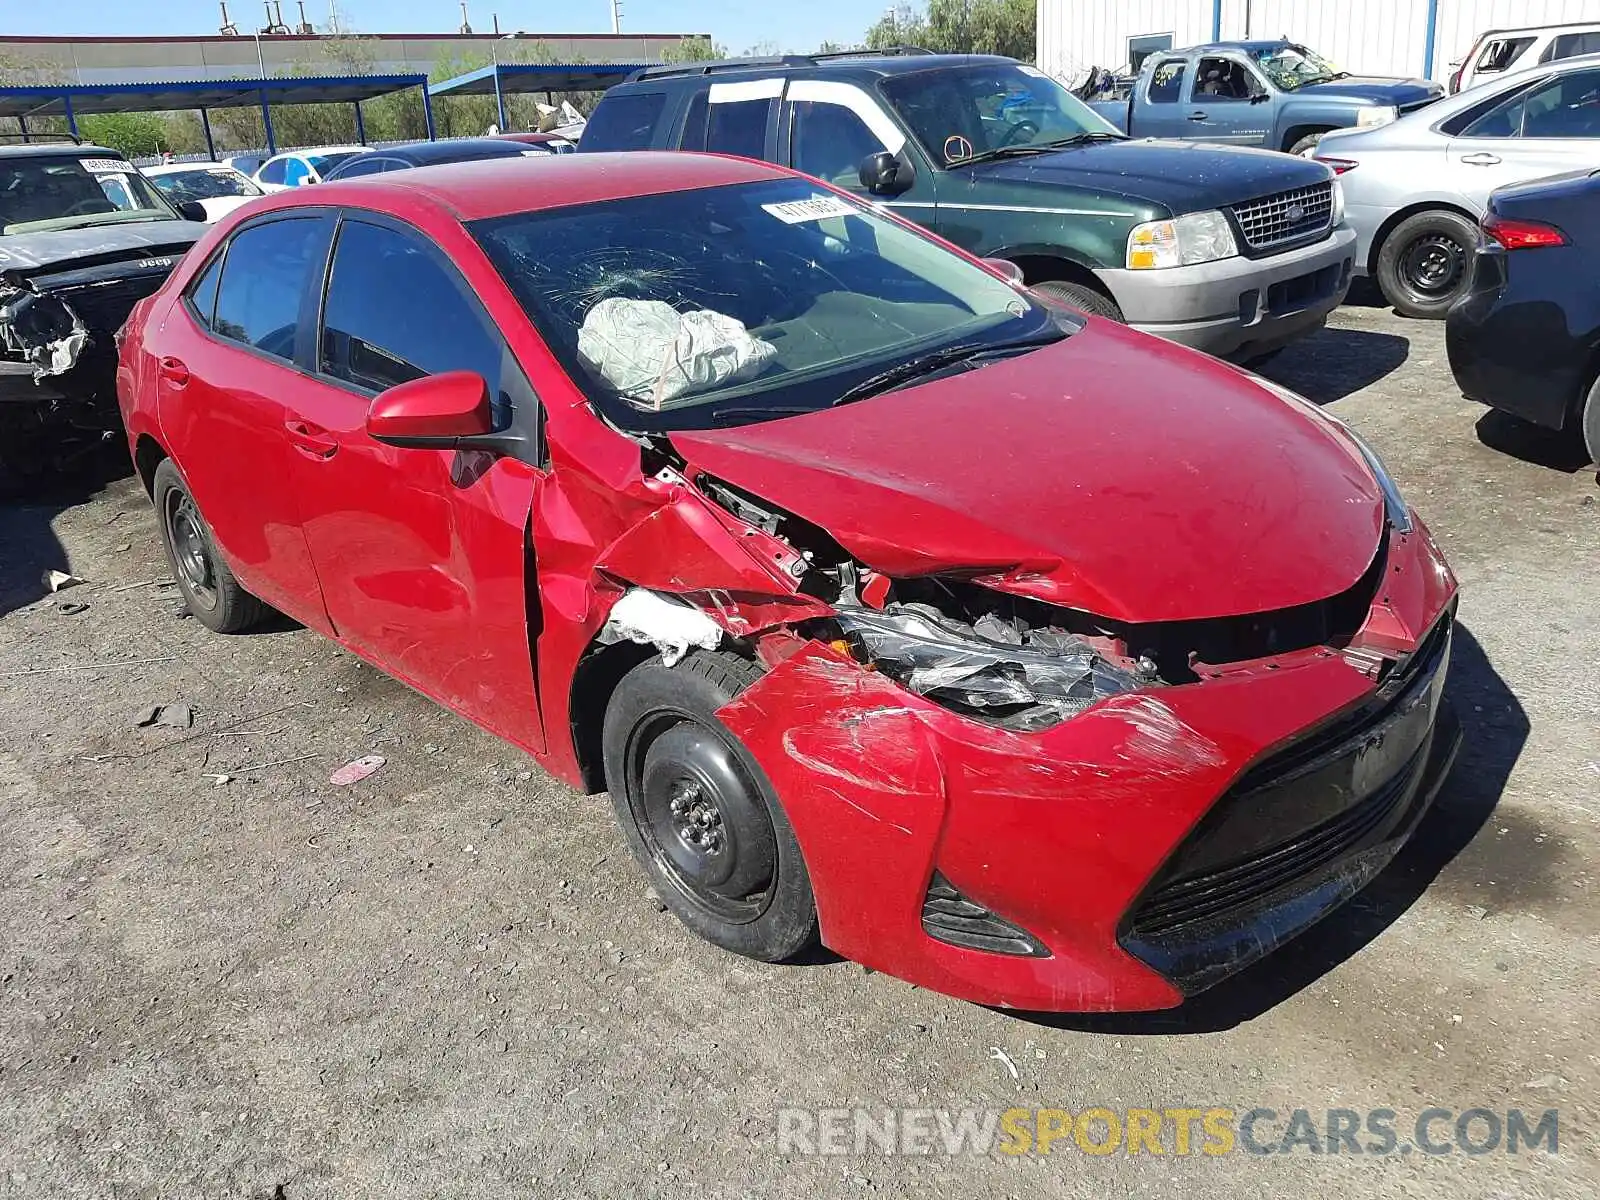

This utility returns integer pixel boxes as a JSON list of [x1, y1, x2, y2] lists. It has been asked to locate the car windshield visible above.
[[472, 178, 1064, 432], [1251, 44, 1341, 90], [0, 154, 180, 234], [149, 166, 263, 202], [880, 62, 1123, 165]]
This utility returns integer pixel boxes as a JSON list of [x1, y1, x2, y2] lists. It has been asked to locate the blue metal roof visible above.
[[0, 73, 430, 119], [430, 62, 645, 97]]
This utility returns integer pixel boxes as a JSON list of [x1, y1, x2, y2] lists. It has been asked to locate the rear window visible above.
[[1547, 31, 1600, 61], [581, 91, 667, 151]]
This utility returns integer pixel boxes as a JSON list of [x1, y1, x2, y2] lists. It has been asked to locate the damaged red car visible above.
[[117, 153, 1460, 1012]]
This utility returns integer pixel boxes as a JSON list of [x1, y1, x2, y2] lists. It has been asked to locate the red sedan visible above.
[[116, 152, 1460, 1012]]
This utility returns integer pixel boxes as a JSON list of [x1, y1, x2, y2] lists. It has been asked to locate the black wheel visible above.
[[1375, 209, 1480, 319], [602, 649, 819, 962], [1288, 132, 1326, 156], [151, 458, 268, 634], [1032, 279, 1125, 322], [1582, 376, 1600, 466]]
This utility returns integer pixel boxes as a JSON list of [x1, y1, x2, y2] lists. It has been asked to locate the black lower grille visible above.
[[923, 872, 1049, 957], [53, 276, 166, 337], [1124, 611, 1453, 945]]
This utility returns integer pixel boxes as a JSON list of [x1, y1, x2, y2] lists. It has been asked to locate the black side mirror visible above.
[[176, 200, 209, 223], [1249, 90, 1271, 104], [859, 150, 912, 196]]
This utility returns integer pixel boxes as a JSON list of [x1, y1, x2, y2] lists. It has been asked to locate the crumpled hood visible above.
[[0, 221, 206, 281], [1294, 77, 1443, 108], [962, 140, 1334, 213], [670, 320, 1386, 624]]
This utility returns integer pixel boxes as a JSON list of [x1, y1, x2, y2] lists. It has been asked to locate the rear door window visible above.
[[1547, 30, 1600, 62], [1461, 67, 1600, 137], [211, 217, 324, 360], [581, 91, 667, 151], [1148, 59, 1188, 104], [257, 158, 287, 185], [185, 254, 224, 328]]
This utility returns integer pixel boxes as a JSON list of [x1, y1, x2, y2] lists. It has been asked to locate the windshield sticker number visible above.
[[762, 196, 858, 224], [80, 158, 135, 174]]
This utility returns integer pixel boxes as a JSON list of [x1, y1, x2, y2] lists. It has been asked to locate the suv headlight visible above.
[[1256, 377, 1413, 533], [1126, 209, 1239, 270], [1355, 104, 1398, 128]]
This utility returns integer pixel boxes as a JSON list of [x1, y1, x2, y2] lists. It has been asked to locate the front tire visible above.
[[602, 649, 819, 963], [1375, 209, 1480, 319], [152, 459, 268, 634], [1288, 131, 1327, 156], [1032, 279, 1125, 322]]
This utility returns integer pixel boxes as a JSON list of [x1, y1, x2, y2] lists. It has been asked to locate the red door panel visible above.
[[152, 298, 332, 634]]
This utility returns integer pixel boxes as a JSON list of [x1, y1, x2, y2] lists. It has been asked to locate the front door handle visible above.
[[1460, 152, 1502, 165], [284, 419, 338, 460], [1188, 111, 1209, 121], [157, 356, 189, 387]]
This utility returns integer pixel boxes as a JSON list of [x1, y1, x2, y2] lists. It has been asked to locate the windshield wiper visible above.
[[831, 334, 1061, 408], [707, 404, 817, 426], [956, 132, 1125, 167]]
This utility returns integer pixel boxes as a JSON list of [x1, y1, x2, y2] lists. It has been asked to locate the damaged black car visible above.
[[0, 142, 209, 494]]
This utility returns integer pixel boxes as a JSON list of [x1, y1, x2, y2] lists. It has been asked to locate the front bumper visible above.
[[1099, 226, 1356, 361], [717, 520, 1457, 1012]]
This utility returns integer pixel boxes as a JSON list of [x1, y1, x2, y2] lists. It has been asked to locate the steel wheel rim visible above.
[[165, 491, 218, 611], [625, 709, 777, 925], [1400, 232, 1467, 299]]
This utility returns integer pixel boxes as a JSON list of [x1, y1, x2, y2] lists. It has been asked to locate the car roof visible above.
[[267, 144, 368, 159], [627, 52, 1016, 85], [0, 142, 123, 160], [1186, 40, 1297, 54], [283, 150, 786, 221], [358, 138, 528, 165], [144, 162, 234, 175]]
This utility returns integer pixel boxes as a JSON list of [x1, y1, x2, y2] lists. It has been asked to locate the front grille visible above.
[[1124, 612, 1452, 940], [1230, 181, 1334, 253], [922, 872, 1049, 957], [1129, 746, 1424, 935], [52, 276, 167, 339]]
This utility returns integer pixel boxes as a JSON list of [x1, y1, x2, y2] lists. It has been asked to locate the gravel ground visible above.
[[1, 303, 1596, 1199]]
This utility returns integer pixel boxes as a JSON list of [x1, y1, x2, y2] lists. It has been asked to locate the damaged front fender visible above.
[[0, 286, 89, 384]]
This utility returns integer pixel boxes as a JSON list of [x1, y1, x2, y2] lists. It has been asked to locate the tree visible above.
[[78, 113, 171, 158], [659, 35, 727, 64], [865, 0, 1035, 61]]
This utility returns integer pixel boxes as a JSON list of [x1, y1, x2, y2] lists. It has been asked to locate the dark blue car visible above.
[[323, 137, 537, 180]]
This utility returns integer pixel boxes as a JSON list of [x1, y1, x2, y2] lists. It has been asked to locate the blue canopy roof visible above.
[[0, 73, 430, 120], [430, 62, 644, 97]]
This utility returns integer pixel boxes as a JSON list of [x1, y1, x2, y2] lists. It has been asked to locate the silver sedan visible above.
[[1315, 53, 1600, 317]]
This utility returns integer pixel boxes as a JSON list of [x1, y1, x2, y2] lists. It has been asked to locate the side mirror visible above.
[[858, 150, 912, 196], [176, 200, 209, 222], [366, 370, 496, 450], [982, 258, 1025, 287]]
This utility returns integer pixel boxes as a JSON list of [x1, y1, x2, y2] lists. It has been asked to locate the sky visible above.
[[4, 0, 882, 58]]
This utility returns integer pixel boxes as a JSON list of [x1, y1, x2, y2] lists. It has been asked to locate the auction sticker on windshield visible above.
[[80, 158, 135, 173], [762, 195, 858, 224]]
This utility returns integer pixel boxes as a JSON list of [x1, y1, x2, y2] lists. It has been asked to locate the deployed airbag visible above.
[[576, 297, 776, 410]]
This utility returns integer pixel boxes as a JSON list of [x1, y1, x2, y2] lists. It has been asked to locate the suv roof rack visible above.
[[0, 132, 85, 146], [628, 45, 934, 83]]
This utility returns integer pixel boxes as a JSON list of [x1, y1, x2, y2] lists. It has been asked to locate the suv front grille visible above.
[[1230, 182, 1334, 253]]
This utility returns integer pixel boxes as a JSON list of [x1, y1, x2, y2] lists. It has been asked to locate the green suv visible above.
[[580, 50, 1357, 361]]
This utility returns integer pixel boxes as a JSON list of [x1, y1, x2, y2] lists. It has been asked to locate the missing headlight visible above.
[[833, 601, 1157, 731]]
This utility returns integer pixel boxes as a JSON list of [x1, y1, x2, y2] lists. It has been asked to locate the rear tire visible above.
[[1582, 376, 1600, 466], [1032, 279, 1125, 322], [1375, 209, 1480, 319], [602, 649, 819, 963], [152, 459, 268, 634]]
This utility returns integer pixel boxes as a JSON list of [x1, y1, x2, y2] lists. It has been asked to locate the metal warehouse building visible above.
[[1039, 0, 1600, 82]]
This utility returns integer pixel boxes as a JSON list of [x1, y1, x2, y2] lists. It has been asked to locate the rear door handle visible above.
[[1188, 111, 1209, 121], [157, 356, 189, 386], [284, 419, 339, 459], [1460, 152, 1502, 165]]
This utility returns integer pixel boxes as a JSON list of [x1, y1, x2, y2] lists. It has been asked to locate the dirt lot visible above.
[[1, 302, 1597, 1199]]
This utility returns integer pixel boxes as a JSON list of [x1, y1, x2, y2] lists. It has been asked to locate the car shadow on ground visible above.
[[1473, 410, 1596, 475], [1006, 622, 1527, 1035], [0, 449, 131, 619], [1260, 325, 1411, 405]]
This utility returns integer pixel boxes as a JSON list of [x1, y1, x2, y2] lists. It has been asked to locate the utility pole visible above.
[[611, 0, 622, 36]]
